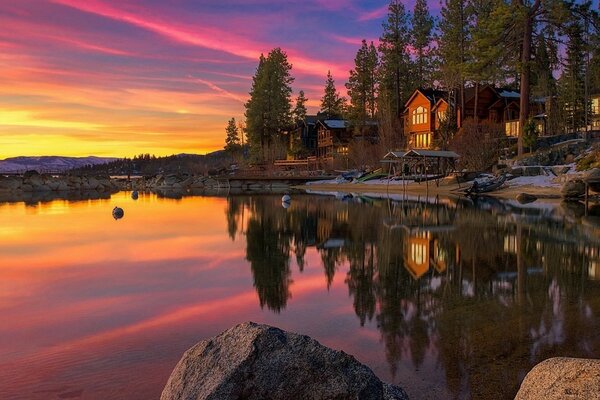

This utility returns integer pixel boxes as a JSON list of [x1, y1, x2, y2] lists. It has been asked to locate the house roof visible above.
[[464, 85, 498, 103], [432, 97, 449, 111], [383, 150, 459, 159], [319, 119, 349, 129], [404, 88, 448, 109]]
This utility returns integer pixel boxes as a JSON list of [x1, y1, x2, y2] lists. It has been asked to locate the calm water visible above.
[[2, 192, 600, 399]]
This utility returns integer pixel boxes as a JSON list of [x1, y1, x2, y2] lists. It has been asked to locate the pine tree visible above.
[[244, 48, 295, 161], [293, 90, 308, 123], [559, 18, 587, 133], [346, 40, 379, 132], [224, 117, 241, 154], [320, 71, 344, 118], [290, 91, 309, 158], [378, 0, 412, 120], [437, 0, 471, 122], [411, 0, 434, 88]]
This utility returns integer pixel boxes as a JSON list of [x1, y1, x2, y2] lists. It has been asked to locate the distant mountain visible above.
[[0, 156, 120, 173]]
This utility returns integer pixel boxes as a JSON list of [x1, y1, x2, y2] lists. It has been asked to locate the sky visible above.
[[0, 0, 441, 158]]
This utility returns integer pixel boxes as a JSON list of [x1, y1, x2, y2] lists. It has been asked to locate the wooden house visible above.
[[403, 86, 547, 149], [316, 119, 352, 161], [403, 89, 448, 149]]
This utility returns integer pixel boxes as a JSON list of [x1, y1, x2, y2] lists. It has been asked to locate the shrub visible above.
[[450, 120, 505, 171]]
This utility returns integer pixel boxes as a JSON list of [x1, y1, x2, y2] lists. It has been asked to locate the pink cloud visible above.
[[51, 0, 348, 78], [357, 4, 389, 22]]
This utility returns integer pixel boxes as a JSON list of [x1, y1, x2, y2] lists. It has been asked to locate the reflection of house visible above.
[[407, 232, 431, 279], [403, 86, 546, 149]]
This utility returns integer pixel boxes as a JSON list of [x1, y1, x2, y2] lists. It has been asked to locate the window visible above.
[[437, 110, 447, 123], [505, 121, 520, 137], [414, 132, 431, 148], [412, 106, 428, 125], [592, 98, 599, 115]]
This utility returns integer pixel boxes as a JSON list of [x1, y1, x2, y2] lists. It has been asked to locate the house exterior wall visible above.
[[404, 92, 435, 149]]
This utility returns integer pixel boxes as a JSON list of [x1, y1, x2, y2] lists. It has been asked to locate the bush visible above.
[[450, 120, 505, 171]]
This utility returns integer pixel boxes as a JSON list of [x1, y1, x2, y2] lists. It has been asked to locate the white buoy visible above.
[[131, 191, 139, 200], [112, 206, 124, 220], [282, 201, 290, 209], [281, 194, 291, 203]]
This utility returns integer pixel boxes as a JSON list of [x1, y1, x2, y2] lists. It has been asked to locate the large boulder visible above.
[[515, 357, 600, 400], [561, 179, 586, 198], [161, 322, 408, 400]]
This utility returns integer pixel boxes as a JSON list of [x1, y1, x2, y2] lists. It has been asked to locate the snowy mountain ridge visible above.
[[0, 156, 120, 173]]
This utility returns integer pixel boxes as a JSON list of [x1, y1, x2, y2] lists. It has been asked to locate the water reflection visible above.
[[1, 192, 600, 399], [226, 194, 600, 399]]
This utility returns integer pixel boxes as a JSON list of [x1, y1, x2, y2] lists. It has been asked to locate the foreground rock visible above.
[[161, 322, 408, 400], [515, 357, 600, 400]]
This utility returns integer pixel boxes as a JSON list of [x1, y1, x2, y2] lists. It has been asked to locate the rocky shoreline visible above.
[[0, 172, 305, 202]]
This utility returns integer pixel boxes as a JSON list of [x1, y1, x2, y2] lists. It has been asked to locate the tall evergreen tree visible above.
[[559, 17, 587, 133], [224, 117, 241, 154], [346, 40, 379, 132], [378, 0, 412, 120], [411, 0, 435, 88], [244, 48, 294, 161], [293, 90, 308, 122], [320, 71, 345, 118], [437, 0, 471, 125]]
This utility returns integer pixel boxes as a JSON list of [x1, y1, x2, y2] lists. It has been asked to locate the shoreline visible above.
[[295, 180, 565, 203]]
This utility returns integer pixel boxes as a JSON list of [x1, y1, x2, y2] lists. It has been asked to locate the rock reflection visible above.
[[225, 194, 600, 399]]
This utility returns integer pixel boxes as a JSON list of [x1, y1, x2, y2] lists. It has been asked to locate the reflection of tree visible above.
[[225, 197, 244, 240], [230, 193, 600, 398], [346, 243, 376, 326], [245, 201, 292, 313]]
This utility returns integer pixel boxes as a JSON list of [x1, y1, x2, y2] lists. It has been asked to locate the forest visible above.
[[225, 0, 600, 163]]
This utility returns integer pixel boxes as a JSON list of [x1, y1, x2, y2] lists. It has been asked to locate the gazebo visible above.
[[381, 149, 460, 182]]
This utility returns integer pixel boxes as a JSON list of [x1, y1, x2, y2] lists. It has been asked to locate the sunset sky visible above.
[[0, 0, 442, 158]]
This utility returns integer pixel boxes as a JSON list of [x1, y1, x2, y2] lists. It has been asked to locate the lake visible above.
[[1, 191, 600, 399]]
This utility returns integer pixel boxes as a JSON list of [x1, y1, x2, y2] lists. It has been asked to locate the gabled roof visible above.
[[464, 85, 498, 103], [432, 97, 449, 111], [404, 88, 448, 109], [405, 149, 459, 158], [383, 150, 459, 159]]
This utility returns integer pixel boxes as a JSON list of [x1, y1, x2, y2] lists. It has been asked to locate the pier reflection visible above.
[[226, 194, 600, 399]]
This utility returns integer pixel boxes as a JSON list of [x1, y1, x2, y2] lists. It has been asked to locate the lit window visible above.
[[412, 106, 428, 125]]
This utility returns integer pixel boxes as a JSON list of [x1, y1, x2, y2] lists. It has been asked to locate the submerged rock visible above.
[[161, 322, 408, 400], [515, 357, 600, 400], [516, 193, 537, 204]]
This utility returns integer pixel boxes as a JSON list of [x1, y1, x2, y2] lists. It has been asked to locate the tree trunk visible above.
[[474, 82, 479, 124], [518, 0, 540, 157]]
